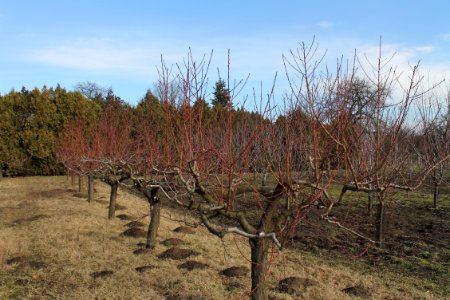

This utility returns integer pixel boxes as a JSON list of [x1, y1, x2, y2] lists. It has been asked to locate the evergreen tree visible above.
[[0, 86, 100, 176], [211, 79, 231, 108]]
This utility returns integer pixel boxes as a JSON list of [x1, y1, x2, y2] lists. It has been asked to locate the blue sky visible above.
[[1, 0, 450, 106]]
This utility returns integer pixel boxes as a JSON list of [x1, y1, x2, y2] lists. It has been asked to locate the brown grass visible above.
[[0, 176, 443, 299]]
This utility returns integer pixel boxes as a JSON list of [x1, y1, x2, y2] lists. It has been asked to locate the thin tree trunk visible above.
[[375, 199, 385, 247], [71, 174, 75, 188], [87, 174, 94, 203], [368, 192, 373, 216], [78, 176, 82, 192], [367, 183, 373, 216], [249, 238, 270, 300], [433, 181, 439, 209], [261, 171, 268, 187], [108, 182, 118, 219]]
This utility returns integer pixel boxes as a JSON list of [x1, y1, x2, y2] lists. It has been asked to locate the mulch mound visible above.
[[122, 227, 147, 238], [133, 248, 153, 255], [342, 284, 372, 298], [117, 214, 134, 221], [158, 248, 199, 260], [278, 277, 318, 295], [173, 226, 196, 234], [27, 260, 47, 270], [5, 256, 47, 270], [125, 221, 145, 228], [11, 214, 49, 226], [177, 260, 208, 271], [115, 204, 127, 210], [220, 266, 249, 278], [91, 270, 114, 279], [6, 256, 27, 265], [162, 238, 185, 247], [135, 265, 157, 273], [14, 278, 30, 286], [73, 192, 87, 198]]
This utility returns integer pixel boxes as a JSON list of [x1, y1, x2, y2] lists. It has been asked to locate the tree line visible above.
[[0, 78, 241, 176]]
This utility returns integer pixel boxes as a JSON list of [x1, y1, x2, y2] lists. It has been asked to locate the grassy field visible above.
[[0, 176, 448, 299]]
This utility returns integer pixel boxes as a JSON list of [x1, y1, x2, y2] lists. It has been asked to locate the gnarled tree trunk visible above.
[[141, 187, 161, 249], [108, 182, 118, 219], [249, 238, 270, 300], [249, 182, 286, 300]]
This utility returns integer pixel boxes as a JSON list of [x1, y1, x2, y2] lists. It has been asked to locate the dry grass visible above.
[[0, 176, 444, 299]]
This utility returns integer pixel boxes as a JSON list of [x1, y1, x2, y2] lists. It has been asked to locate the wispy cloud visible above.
[[414, 45, 435, 54], [28, 38, 167, 75], [354, 43, 448, 102], [437, 33, 450, 41], [317, 20, 334, 29]]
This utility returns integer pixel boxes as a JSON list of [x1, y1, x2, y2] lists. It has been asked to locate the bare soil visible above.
[[291, 188, 450, 297]]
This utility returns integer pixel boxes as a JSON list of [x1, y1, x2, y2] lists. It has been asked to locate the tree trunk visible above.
[[146, 199, 161, 248], [71, 175, 75, 188], [433, 181, 439, 209], [367, 192, 373, 216], [87, 174, 94, 203], [78, 176, 82, 193], [249, 238, 270, 300], [108, 182, 118, 219], [139, 187, 161, 249], [261, 172, 268, 187], [375, 199, 385, 247]]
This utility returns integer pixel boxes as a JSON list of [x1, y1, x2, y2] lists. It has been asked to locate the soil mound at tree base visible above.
[[162, 238, 185, 247], [278, 277, 318, 295], [158, 248, 199, 260], [178, 260, 208, 271], [220, 266, 249, 278], [173, 226, 196, 234], [91, 270, 114, 279], [122, 227, 146, 238]]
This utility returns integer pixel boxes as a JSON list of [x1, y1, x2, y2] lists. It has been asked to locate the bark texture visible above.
[[108, 182, 118, 219], [250, 238, 270, 300], [375, 200, 385, 247], [87, 174, 94, 203]]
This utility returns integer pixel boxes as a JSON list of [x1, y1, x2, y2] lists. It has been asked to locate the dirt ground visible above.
[[293, 187, 450, 297], [0, 176, 448, 299]]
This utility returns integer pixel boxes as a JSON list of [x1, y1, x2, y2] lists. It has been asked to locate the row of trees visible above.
[[0, 78, 237, 176], [54, 43, 449, 299]]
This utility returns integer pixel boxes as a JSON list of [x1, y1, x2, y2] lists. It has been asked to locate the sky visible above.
[[1, 0, 450, 106]]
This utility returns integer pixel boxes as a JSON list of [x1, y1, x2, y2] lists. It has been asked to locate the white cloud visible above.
[[353, 42, 448, 104], [414, 45, 435, 54], [29, 38, 172, 76], [317, 21, 334, 29]]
